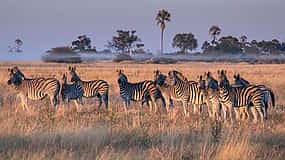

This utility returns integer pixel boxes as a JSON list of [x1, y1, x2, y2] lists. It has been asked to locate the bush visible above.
[[112, 54, 133, 62]]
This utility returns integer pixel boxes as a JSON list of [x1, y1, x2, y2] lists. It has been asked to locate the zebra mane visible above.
[[234, 73, 250, 85], [172, 70, 188, 81]]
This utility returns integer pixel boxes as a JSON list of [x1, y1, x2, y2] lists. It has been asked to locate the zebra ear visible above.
[[8, 68, 11, 72], [68, 66, 72, 71], [217, 70, 220, 75]]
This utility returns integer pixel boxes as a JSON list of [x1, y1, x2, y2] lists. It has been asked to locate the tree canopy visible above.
[[107, 30, 141, 53], [172, 33, 198, 53]]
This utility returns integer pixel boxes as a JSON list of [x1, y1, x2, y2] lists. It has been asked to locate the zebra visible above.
[[166, 70, 208, 116], [217, 70, 265, 123], [203, 72, 221, 120], [7, 66, 60, 111], [153, 70, 177, 112], [68, 66, 109, 110], [61, 73, 84, 109], [117, 69, 158, 112], [233, 73, 275, 119]]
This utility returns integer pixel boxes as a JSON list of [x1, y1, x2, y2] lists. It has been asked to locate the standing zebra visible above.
[[7, 67, 60, 110], [166, 70, 208, 116], [117, 69, 158, 112], [61, 73, 84, 110], [202, 72, 221, 120], [218, 70, 265, 123], [68, 66, 109, 110], [233, 73, 275, 119], [153, 70, 176, 112]]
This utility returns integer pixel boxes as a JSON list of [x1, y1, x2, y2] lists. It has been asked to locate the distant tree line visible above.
[[48, 9, 285, 56]]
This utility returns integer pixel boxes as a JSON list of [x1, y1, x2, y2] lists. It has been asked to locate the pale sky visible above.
[[0, 0, 285, 60]]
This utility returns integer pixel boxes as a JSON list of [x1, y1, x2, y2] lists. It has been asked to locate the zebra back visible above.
[[69, 66, 109, 98], [118, 70, 156, 101]]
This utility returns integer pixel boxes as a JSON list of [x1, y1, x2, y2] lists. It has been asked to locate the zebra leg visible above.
[[250, 107, 258, 123], [234, 108, 240, 121], [98, 96, 102, 111], [150, 95, 157, 113], [103, 93, 109, 110], [19, 94, 28, 111], [182, 101, 188, 117], [257, 107, 264, 123], [221, 104, 228, 121], [193, 104, 198, 114]]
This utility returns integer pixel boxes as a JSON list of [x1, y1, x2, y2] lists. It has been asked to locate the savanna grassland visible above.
[[0, 61, 285, 160]]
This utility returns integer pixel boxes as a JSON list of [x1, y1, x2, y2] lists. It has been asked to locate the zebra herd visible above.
[[7, 66, 275, 123]]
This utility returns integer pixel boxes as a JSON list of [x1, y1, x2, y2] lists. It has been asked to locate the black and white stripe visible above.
[[7, 67, 60, 110], [69, 66, 109, 110], [61, 73, 84, 108], [117, 69, 157, 112], [234, 73, 275, 119], [218, 70, 265, 123], [166, 70, 207, 116]]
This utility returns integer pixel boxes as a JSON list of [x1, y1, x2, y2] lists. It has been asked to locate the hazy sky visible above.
[[1, 0, 285, 59]]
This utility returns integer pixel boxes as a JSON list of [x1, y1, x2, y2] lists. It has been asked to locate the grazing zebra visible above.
[[234, 73, 275, 119], [7, 67, 60, 110], [117, 69, 157, 112], [218, 70, 265, 123], [203, 72, 221, 120], [68, 66, 109, 110], [166, 70, 208, 116], [61, 73, 84, 109]]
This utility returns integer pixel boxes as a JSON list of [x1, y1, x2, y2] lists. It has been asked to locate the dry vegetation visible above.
[[0, 61, 285, 160]]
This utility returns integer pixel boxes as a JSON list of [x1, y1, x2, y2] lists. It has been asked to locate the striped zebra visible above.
[[7, 67, 60, 110], [61, 73, 84, 109], [68, 66, 109, 110], [218, 70, 265, 123], [117, 69, 157, 112], [203, 72, 221, 120], [153, 70, 177, 112], [233, 73, 275, 119], [166, 70, 208, 116]]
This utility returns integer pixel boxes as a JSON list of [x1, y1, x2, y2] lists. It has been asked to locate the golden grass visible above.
[[0, 61, 285, 159]]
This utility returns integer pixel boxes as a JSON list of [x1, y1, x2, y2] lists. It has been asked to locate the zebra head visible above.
[[198, 75, 206, 90], [117, 69, 128, 85], [69, 66, 81, 83], [234, 73, 249, 86], [204, 71, 218, 91], [7, 67, 24, 85], [167, 70, 184, 86], [217, 70, 230, 89], [153, 70, 166, 86]]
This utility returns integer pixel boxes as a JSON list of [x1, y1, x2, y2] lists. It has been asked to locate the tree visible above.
[[215, 36, 242, 54], [239, 35, 248, 53], [155, 9, 171, 55], [14, 38, 23, 52], [172, 33, 198, 53], [201, 41, 210, 51], [209, 25, 221, 45], [71, 35, 93, 52], [107, 30, 141, 54]]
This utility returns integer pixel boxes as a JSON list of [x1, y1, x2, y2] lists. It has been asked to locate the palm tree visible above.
[[155, 9, 171, 55], [209, 25, 221, 45], [240, 35, 248, 52], [240, 35, 247, 44]]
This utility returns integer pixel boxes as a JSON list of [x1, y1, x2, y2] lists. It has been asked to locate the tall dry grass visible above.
[[0, 62, 285, 159]]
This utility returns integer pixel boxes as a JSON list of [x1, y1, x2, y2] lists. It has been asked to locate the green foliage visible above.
[[107, 30, 141, 53], [172, 33, 198, 53]]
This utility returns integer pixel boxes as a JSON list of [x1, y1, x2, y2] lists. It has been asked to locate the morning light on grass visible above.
[[1, 0, 285, 159]]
